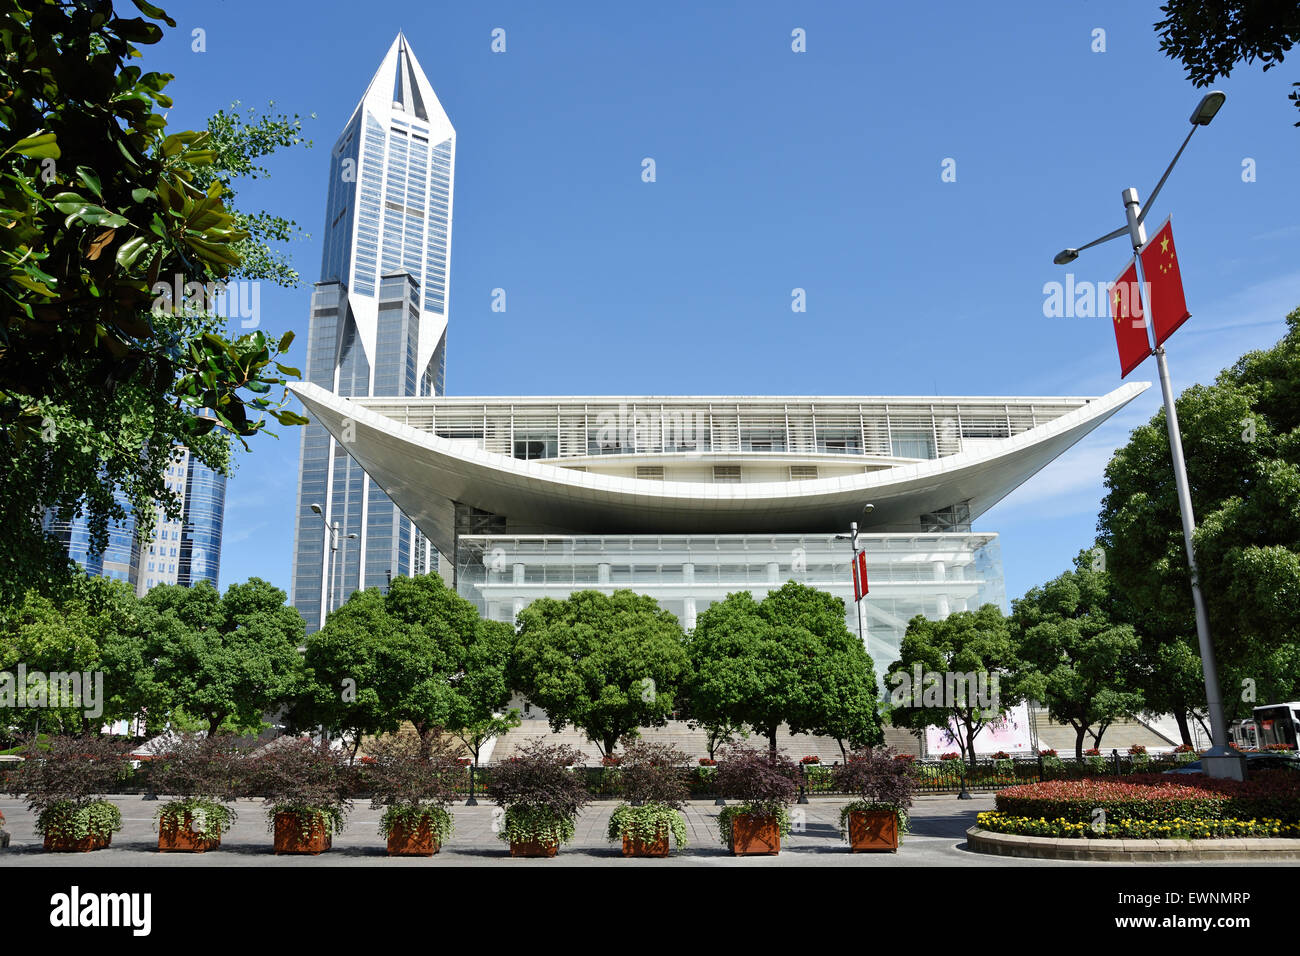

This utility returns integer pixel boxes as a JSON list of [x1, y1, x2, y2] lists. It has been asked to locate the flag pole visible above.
[[1122, 188, 1241, 779]]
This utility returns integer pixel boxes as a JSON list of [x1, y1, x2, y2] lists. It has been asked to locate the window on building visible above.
[[713, 465, 742, 483]]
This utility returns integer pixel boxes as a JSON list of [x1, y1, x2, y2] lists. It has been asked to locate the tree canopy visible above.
[[1010, 554, 1145, 761], [0, 0, 310, 602], [511, 589, 690, 757], [688, 581, 881, 758], [142, 577, 304, 735], [1098, 307, 1300, 731], [887, 603, 1022, 767], [1154, 0, 1300, 127]]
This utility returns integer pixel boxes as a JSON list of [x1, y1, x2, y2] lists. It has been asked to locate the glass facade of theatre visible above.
[[455, 533, 1006, 667], [290, 36, 454, 631]]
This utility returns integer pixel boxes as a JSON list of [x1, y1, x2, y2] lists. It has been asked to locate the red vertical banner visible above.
[[851, 552, 862, 602], [1109, 257, 1152, 378], [1139, 216, 1192, 346], [857, 550, 869, 597]]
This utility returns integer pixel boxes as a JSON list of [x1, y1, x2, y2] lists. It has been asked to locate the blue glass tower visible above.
[[44, 445, 225, 594], [290, 34, 455, 630]]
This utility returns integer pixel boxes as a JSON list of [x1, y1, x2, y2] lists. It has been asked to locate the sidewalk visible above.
[[0, 794, 1017, 867]]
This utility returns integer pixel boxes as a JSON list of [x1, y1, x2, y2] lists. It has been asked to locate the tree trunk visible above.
[[965, 721, 979, 770], [768, 726, 778, 760], [1174, 709, 1193, 747], [207, 715, 222, 737], [1074, 724, 1088, 763]]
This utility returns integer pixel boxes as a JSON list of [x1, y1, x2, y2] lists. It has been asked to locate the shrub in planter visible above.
[[1127, 744, 1149, 770], [834, 745, 916, 852], [606, 737, 690, 857], [249, 737, 351, 855], [151, 733, 243, 852], [5, 735, 128, 852], [365, 731, 464, 856], [487, 739, 590, 856], [714, 745, 800, 856]]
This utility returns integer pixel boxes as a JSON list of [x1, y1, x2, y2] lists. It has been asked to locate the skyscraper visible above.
[[291, 34, 456, 630], [44, 445, 226, 595]]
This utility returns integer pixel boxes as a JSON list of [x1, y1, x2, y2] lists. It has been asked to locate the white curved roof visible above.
[[290, 382, 1148, 555]]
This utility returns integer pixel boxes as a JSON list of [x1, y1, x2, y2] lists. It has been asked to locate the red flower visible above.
[[800, 755, 821, 764], [698, 758, 717, 766]]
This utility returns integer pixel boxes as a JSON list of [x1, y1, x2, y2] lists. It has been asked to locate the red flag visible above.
[[1139, 217, 1191, 346], [852, 550, 869, 601], [1109, 258, 1151, 378]]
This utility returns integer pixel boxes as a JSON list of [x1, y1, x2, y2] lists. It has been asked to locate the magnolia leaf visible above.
[[11, 133, 60, 159], [87, 228, 116, 260]]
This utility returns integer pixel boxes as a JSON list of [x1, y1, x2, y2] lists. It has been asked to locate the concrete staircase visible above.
[[1028, 705, 1178, 754], [489, 719, 922, 765]]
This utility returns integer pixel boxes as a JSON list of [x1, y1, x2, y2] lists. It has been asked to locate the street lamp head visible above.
[[1190, 90, 1225, 126], [1053, 248, 1079, 266], [310, 503, 323, 516], [862, 503, 875, 515]]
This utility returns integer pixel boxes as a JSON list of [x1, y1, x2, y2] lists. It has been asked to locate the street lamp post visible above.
[[1052, 91, 1244, 780], [836, 504, 874, 650], [309, 503, 356, 629]]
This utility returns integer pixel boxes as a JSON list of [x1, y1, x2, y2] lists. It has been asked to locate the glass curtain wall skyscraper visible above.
[[291, 34, 456, 630], [43, 445, 226, 596]]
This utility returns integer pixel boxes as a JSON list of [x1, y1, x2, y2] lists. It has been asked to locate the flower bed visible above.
[[985, 771, 1300, 838], [977, 811, 1300, 840]]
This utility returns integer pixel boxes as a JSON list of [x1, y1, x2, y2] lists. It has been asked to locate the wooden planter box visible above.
[[158, 813, 221, 853], [848, 809, 899, 852], [273, 812, 332, 855], [387, 819, 440, 857], [509, 838, 558, 858], [621, 832, 670, 857], [729, 813, 781, 856], [44, 832, 111, 853]]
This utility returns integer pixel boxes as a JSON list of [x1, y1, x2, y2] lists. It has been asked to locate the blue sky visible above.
[[147, 0, 1299, 606]]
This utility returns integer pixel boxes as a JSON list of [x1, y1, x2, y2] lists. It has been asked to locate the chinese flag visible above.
[[1109, 258, 1151, 378], [852, 550, 869, 601], [1139, 217, 1191, 346]]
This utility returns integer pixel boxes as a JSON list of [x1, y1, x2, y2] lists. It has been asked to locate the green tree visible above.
[[1154, 1, 1300, 127], [301, 574, 491, 749], [1098, 308, 1300, 732], [0, 0, 309, 602], [1010, 556, 1145, 762], [689, 582, 882, 759], [299, 588, 404, 759], [511, 590, 690, 757], [144, 578, 303, 735], [447, 618, 520, 771], [886, 604, 1022, 768]]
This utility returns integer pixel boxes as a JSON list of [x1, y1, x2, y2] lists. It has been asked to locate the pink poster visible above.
[[925, 702, 1033, 755]]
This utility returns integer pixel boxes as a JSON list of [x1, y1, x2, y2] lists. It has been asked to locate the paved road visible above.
[[0, 794, 1290, 866]]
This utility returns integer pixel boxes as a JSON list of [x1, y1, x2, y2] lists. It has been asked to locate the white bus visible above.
[[1253, 702, 1300, 750]]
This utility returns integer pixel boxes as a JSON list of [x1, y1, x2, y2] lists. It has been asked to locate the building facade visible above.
[[290, 34, 456, 630], [290, 384, 1148, 667], [43, 445, 226, 596]]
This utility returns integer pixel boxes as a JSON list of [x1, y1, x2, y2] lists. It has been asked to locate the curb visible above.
[[966, 826, 1300, 862]]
